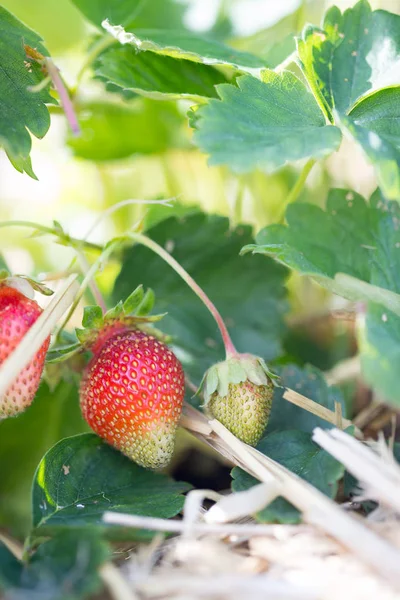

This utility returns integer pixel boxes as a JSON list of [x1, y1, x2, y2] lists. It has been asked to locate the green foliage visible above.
[[232, 428, 344, 523], [101, 26, 265, 71], [193, 69, 342, 173], [344, 89, 400, 200], [95, 45, 229, 101], [267, 364, 346, 434], [0, 6, 54, 176], [0, 381, 88, 535], [232, 364, 346, 523], [69, 99, 187, 160], [32, 433, 191, 536], [298, 0, 400, 117], [297, 0, 400, 199], [71, 0, 186, 30], [244, 188, 400, 404], [0, 531, 109, 599], [113, 213, 288, 384]]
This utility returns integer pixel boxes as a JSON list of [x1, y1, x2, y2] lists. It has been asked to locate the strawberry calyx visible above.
[[199, 353, 280, 406], [0, 270, 54, 299], [47, 285, 168, 363]]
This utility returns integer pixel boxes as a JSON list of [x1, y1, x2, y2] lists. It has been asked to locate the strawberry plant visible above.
[[0, 0, 400, 597]]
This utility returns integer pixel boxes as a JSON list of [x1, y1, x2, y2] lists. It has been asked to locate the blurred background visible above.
[[1, 0, 398, 294]]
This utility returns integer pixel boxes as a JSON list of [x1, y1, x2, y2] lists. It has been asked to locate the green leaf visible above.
[[244, 188, 400, 405], [32, 433, 191, 535], [267, 364, 346, 435], [102, 25, 265, 72], [0, 6, 54, 176], [0, 543, 21, 590], [123, 285, 144, 314], [70, 0, 146, 27], [71, 0, 186, 30], [241, 362, 346, 524], [0, 381, 88, 536], [82, 305, 104, 329], [192, 70, 342, 174], [0, 531, 109, 599], [46, 342, 82, 364], [136, 288, 155, 316], [232, 429, 344, 523], [95, 44, 229, 101], [245, 189, 400, 306], [68, 99, 187, 161], [298, 0, 400, 117], [342, 88, 400, 200], [113, 213, 288, 385], [6, 153, 37, 178], [359, 303, 400, 406]]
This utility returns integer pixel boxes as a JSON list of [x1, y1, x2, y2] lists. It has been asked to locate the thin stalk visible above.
[[0, 221, 103, 252], [44, 58, 80, 136], [55, 240, 120, 339], [75, 249, 107, 313], [284, 158, 315, 209], [83, 197, 175, 241], [127, 232, 237, 357], [274, 50, 297, 73], [75, 36, 116, 87]]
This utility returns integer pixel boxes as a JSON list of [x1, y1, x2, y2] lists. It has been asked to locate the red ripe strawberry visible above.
[[79, 329, 185, 469], [0, 285, 50, 418]]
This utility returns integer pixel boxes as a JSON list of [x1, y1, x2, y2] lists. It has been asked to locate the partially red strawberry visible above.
[[0, 284, 50, 418], [79, 328, 185, 469]]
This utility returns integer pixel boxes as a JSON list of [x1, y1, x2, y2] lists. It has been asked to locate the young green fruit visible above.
[[208, 380, 273, 446], [200, 354, 278, 446], [79, 328, 185, 469], [0, 284, 50, 418]]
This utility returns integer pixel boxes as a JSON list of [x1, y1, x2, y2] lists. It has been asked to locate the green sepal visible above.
[[199, 353, 281, 406], [19, 277, 54, 297], [82, 305, 104, 329], [46, 342, 83, 364], [49, 285, 166, 364], [104, 300, 124, 321], [136, 288, 155, 316], [0, 272, 54, 297], [123, 284, 144, 314]]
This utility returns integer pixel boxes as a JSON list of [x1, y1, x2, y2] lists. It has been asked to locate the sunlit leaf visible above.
[[193, 70, 341, 173], [0, 6, 54, 176], [244, 188, 400, 404], [298, 0, 400, 117], [32, 433, 191, 535], [0, 381, 88, 536], [95, 44, 229, 101]]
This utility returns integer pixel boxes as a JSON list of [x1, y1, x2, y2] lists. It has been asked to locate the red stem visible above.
[[129, 233, 238, 358]]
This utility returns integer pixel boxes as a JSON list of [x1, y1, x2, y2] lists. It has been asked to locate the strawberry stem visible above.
[[75, 35, 116, 87], [128, 232, 237, 358], [0, 221, 103, 252], [43, 58, 80, 136], [74, 249, 107, 313], [55, 239, 122, 340]]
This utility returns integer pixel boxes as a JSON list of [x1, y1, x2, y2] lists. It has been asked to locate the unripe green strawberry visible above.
[[208, 380, 273, 446], [0, 284, 50, 418], [200, 354, 278, 446], [79, 329, 185, 469]]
